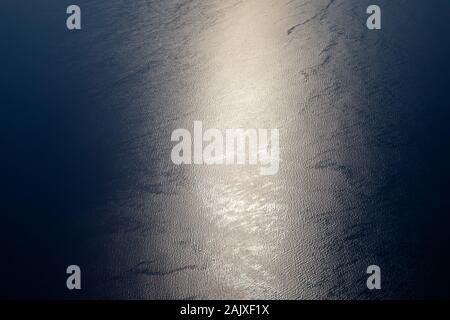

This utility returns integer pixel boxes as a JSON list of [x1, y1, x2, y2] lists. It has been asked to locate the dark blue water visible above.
[[1, 0, 450, 299]]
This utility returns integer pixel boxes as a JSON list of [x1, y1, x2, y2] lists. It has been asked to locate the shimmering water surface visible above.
[[1, 0, 450, 299]]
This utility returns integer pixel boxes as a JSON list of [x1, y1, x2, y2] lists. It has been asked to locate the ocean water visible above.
[[1, 0, 450, 299]]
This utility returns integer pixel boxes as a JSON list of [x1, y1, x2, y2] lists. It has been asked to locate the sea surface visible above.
[[1, 0, 450, 299]]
